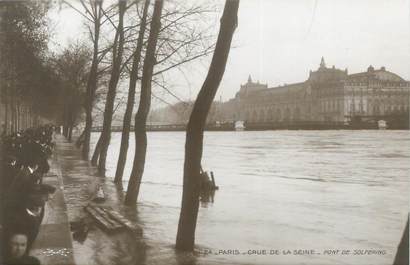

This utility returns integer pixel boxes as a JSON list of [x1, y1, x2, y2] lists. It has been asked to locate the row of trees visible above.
[[0, 1, 60, 134], [0, 1, 90, 138], [0, 0, 238, 253], [59, 0, 238, 251], [62, 0, 216, 200]]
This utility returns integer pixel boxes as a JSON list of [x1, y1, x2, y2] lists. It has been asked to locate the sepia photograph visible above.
[[0, 0, 409, 264]]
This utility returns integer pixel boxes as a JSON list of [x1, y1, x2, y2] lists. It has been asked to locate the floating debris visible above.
[[41, 248, 72, 257], [92, 185, 106, 203]]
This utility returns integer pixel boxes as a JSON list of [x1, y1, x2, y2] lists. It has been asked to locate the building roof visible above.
[[348, 67, 405, 82], [248, 82, 307, 97]]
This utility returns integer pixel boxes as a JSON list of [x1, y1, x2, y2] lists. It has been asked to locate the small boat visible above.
[[235, 120, 245, 131], [378, 120, 387, 130]]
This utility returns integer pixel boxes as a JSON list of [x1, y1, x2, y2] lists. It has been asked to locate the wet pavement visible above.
[[30, 142, 75, 265], [35, 134, 216, 265], [53, 135, 146, 265]]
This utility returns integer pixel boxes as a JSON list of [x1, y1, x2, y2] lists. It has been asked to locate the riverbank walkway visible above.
[[31, 134, 145, 265]]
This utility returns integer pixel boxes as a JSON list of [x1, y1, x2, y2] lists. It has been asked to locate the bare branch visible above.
[[79, 0, 96, 20], [153, 44, 215, 77], [62, 0, 94, 23]]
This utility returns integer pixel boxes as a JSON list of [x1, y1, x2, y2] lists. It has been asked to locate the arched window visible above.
[[294, 107, 301, 121], [284, 108, 291, 121], [373, 105, 380, 115], [268, 109, 274, 121], [252, 110, 258, 122], [259, 110, 265, 122], [277, 109, 282, 121]]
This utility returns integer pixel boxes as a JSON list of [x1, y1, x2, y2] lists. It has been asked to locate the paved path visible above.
[[32, 134, 203, 265], [30, 141, 75, 265], [52, 135, 145, 265]]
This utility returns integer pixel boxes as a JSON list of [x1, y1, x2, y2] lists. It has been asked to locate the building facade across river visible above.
[[225, 58, 410, 124]]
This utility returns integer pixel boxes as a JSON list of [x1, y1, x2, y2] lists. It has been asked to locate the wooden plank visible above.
[[84, 204, 142, 234], [85, 205, 122, 231], [85, 205, 114, 230], [93, 206, 123, 229], [107, 210, 142, 235]]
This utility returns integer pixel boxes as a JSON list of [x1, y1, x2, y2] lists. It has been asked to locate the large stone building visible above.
[[224, 58, 410, 125]]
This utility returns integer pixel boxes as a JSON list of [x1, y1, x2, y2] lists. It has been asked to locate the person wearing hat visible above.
[[2, 188, 46, 251]]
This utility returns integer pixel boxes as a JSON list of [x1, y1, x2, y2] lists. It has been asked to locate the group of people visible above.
[[0, 125, 56, 265]]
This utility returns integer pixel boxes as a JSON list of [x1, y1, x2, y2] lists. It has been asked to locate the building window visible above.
[[373, 105, 380, 115]]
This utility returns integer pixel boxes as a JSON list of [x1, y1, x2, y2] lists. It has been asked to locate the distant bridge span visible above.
[[91, 124, 187, 132], [90, 120, 370, 132], [91, 122, 237, 132]]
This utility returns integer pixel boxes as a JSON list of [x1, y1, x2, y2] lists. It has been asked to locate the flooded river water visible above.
[[90, 130, 409, 265]]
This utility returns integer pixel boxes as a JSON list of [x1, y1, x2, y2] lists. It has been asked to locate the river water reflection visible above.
[[91, 130, 409, 265]]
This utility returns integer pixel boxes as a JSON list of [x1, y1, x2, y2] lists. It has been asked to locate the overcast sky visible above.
[[50, 0, 410, 103]]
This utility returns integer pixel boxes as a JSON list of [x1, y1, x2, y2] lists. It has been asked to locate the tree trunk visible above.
[[4, 86, 9, 134], [68, 109, 74, 142], [76, 129, 85, 148], [175, 0, 238, 251], [11, 89, 15, 133], [96, 0, 127, 174], [82, 1, 102, 160], [114, 0, 150, 184], [124, 0, 164, 206], [91, 135, 102, 165], [16, 101, 20, 131], [63, 95, 69, 137], [393, 217, 409, 265], [68, 125, 73, 142]]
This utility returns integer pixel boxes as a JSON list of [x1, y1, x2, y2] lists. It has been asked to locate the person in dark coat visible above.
[[4, 163, 41, 212], [2, 194, 44, 251], [2, 181, 56, 251]]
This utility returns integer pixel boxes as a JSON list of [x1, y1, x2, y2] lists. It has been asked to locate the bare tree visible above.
[[112, 0, 215, 184], [114, 0, 150, 183], [63, 0, 105, 159], [175, 0, 239, 251], [0, 1, 54, 133], [53, 42, 90, 142], [92, 0, 127, 173], [124, 0, 163, 206]]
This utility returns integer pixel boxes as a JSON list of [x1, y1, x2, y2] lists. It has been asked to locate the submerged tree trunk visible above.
[[175, 0, 239, 251], [114, 0, 150, 184], [96, 0, 127, 174], [124, 0, 164, 206], [91, 135, 103, 165], [82, 1, 103, 160]]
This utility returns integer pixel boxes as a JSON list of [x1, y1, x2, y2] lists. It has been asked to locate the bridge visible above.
[[89, 121, 372, 132], [90, 114, 409, 132], [91, 124, 185, 132], [91, 122, 235, 132]]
